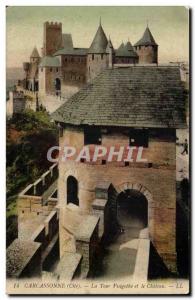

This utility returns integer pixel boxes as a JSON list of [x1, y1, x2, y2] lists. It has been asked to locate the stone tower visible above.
[[106, 38, 115, 68], [134, 26, 158, 64], [87, 21, 109, 81], [30, 46, 40, 63], [43, 21, 62, 56]]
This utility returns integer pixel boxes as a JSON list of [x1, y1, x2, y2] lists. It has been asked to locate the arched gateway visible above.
[[107, 182, 153, 239]]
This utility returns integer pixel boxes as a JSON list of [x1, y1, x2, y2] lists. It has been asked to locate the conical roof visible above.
[[134, 27, 158, 47], [30, 46, 40, 58], [125, 41, 138, 58], [126, 41, 134, 51], [117, 42, 125, 51], [115, 41, 138, 58], [88, 24, 108, 54]]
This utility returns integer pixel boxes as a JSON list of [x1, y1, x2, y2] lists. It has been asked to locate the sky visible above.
[[6, 6, 189, 68]]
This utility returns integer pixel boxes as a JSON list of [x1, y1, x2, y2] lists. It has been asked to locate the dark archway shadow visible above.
[[117, 189, 148, 231], [67, 176, 79, 206], [91, 188, 149, 279]]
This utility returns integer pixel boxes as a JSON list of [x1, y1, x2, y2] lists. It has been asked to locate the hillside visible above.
[[6, 110, 58, 246]]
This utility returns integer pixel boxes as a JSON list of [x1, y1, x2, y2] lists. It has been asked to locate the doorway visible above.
[[117, 189, 148, 232]]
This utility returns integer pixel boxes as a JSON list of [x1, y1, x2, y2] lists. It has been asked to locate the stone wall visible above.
[[87, 53, 108, 82], [115, 56, 138, 64], [7, 209, 59, 278], [43, 22, 62, 56], [135, 45, 158, 64], [61, 54, 87, 85], [6, 239, 42, 278], [18, 164, 58, 220], [39, 66, 61, 97], [75, 215, 99, 277], [58, 126, 177, 272]]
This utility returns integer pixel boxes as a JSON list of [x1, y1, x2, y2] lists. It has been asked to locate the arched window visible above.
[[67, 176, 79, 206]]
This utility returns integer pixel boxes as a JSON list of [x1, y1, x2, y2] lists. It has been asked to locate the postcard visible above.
[[6, 6, 190, 295]]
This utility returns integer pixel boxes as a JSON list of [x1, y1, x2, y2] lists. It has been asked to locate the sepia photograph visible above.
[[5, 6, 190, 295]]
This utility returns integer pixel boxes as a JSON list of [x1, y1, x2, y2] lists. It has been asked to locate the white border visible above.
[[1, 1, 193, 299]]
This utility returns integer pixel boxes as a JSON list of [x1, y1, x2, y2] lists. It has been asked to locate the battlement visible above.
[[44, 21, 62, 28]]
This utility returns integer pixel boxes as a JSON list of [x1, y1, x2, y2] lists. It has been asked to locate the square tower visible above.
[[43, 22, 62, 56]]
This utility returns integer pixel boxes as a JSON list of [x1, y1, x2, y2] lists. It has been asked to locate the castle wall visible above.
[[39, 66, 61, 97], [61, 55, 87, 83], [38, 67, 46, 98], [115, 56, 138, 64], [58, 126, 177, 272]]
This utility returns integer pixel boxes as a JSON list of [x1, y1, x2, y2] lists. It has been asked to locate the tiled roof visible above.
[[62, 33, 73, 49], [39, 56, 61, 67], [88, 24, 108, 54], [52, 66, 186, 129], [115, 41, 138, 58], [134, 26, 158, 47], [54, 48, 87, 56]]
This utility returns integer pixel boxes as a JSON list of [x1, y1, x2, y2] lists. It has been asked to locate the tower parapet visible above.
[[43, 21, 63, 56]]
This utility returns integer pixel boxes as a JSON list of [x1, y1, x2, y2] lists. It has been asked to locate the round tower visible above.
[[134, 26, 158, 64], [87, 20, 109, 81]]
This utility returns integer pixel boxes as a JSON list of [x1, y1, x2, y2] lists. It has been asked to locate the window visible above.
[[92, 54, 94, 60], [129, 129, 148, 148], [101, 54, 104, 60], [50, 68, 52, 72], [84, 127, 102, 145], [64, 58, 67, 62], [56, 68, 58, 72]]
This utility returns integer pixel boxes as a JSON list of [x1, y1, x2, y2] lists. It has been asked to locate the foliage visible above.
[[6, 109, 58, 245]]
